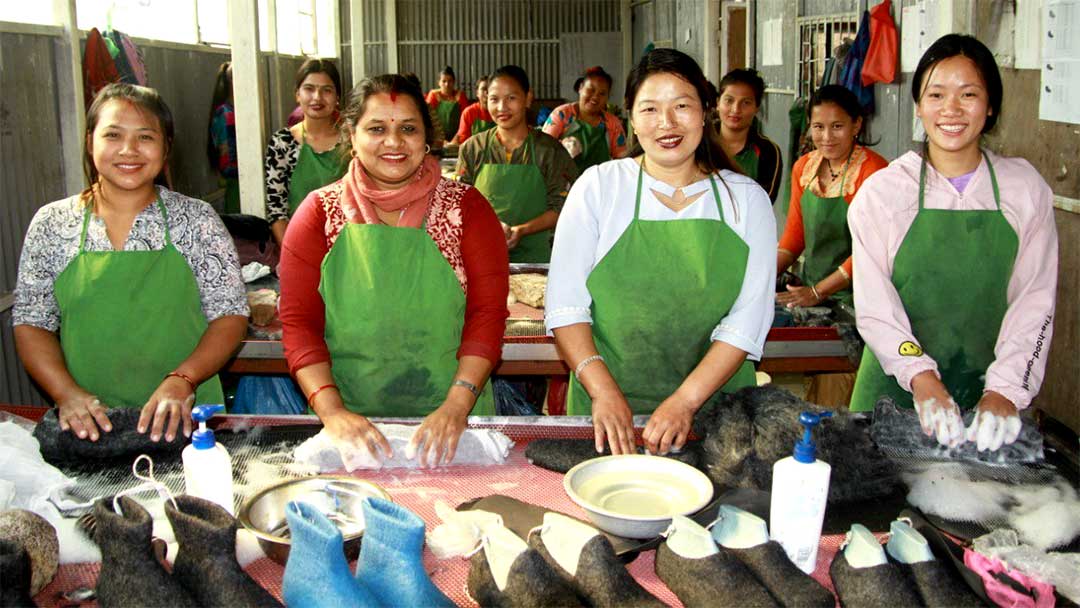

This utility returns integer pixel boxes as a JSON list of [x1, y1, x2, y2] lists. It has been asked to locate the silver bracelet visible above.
[[574, 354, 605, 376], [810, 285, 822, 301], [451, 379, 480, 398]]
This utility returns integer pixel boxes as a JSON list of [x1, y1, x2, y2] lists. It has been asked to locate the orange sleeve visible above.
[[778, 154, 810, 256], [457, 91, 470, 112], [425, 90, 439, 109]]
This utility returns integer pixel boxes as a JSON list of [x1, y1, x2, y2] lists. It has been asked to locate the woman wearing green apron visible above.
[[542, 66, 628, 173], [849, 35, 1058, 451], [265, 59, 348, 246], [426, 66, 469, 147], [714, 69, 783, 203], [458, 65, 579, 263], [777, 86, 887, 309], [449, 77, 496, 145], [14, 84, 248, 444], [279, 74, 510, 467], [547, 49, 777, 456]]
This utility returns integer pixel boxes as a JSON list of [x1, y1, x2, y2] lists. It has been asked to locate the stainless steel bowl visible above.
[[238, 475, 392, 565], [563, 455, 714, 539]]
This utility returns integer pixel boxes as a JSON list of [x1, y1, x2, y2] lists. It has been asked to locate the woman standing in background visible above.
[[207, 62, 240, 214], [542, 66, 627, 173], [426, 66, 469, 145]]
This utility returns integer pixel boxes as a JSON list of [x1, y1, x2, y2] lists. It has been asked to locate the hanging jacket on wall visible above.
[[107, 31, 138, 85], [83, 28, 119, 108], [117, 33, 148, 85], [839, 10, 875, 113], [862, 0, 899, 85]]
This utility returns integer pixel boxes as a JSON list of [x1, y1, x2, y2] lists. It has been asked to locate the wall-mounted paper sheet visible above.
[[1039, 0, 1080, 124], [900, 5, 922, 72], [762, 18, 783, 66], [1015, 0, 1044, 69]]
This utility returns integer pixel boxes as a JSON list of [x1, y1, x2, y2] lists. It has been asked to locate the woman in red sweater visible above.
[[279, 74, 509, 467]]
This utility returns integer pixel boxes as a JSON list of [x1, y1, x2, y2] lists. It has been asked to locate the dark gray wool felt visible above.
[[654, 541, 778, 608], [33, 408, 185, 464], [899, 559, 985, 608], [467, 547, 584, 608], [164, 495, 281, 607], [0, 539, 35, 608], [524, 439, 701, 474], [691, 385, 899, 504], [528, 532, 665, 608], [730, 541, 835, 608], [93, 496, 198, 608], [828, 551, 923, 608]]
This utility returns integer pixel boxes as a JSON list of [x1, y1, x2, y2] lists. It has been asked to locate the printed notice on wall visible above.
[[1015, 0, 1043, 70], [762, 18, 783, 66], [1039, 0, 1080, 124]]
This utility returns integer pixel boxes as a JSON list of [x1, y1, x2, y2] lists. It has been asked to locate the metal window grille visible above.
[[796, 14, 858, 99]]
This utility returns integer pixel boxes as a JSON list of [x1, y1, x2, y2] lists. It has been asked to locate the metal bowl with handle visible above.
[[238, 475, 391, 565], [563, 455, 714, 539]]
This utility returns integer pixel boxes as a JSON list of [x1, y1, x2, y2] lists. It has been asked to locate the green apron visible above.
[[287, 125, 348, 215], [436, 98, 462, 143], [734, 144, 760, 181], [562, 112, 611, 173], [799, 155, 854, 305], [567, 166, 757, 415], [473, 132, 551, 263], [318, 221, 495, 416], [850, 153, 1017, 412], [54, 199, 225, 409], [223, 176, 241, 215], [471, 115, 495, 137]]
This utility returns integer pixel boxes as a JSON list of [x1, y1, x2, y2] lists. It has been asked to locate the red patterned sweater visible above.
[[279, 178, 510, 375]]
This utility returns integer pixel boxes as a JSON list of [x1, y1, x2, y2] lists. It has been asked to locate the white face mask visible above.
[[111, 454, 178, 515]]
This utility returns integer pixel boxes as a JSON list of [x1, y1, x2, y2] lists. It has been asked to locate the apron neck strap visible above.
[[837, 147, 854, 195], [633, 163, 727, 223], [79, 191, 169, 251], [919, 150, 998, 211], [485, 130, 533, 165]]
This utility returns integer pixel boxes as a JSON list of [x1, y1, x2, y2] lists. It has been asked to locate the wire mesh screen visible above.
[[797, 14, 859, 99]]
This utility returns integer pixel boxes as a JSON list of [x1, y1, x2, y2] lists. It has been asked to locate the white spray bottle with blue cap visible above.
[[182, 404, 234, 515], [769, 410, 832, 574]]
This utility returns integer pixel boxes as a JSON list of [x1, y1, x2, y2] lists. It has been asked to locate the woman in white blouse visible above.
[[546, 49, 776, 456]]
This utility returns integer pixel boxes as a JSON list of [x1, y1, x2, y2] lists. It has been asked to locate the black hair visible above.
[[475, 75, 489, 86], [808, 84, 876, 146], [912, 34, 1002, 133], [400, 71, 422, 90], [573, 66, 613, 93], [488, 65, 530, 95], [718, 68, 765, 106], [624, 48, 739, 176], [294, 58, 342, 97], [84, 83, 174, 193], [341, 73, 435, 148], [439, 66, 456, 81], [206, 61, 232, 172]]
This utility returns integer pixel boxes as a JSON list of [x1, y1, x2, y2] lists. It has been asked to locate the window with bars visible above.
[[797, 14, 858, 99]]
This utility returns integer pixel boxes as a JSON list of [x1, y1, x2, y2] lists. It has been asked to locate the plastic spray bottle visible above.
[[769, 411, 832, 574], [182, 404, 235, 515]]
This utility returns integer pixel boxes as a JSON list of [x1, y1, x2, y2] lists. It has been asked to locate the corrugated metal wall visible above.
[[353, 0, 618, 100]]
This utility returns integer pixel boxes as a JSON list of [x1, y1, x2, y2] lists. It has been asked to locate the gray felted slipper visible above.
[[467, 525, 582, 608], [528, 513, 664, 607], [898, 559, 984, 607], [731, 541, 835, 608], [0, 539, 35, 608], [93, 496, 198, 608], [829, 550, 923, 608], [165, 495, 281, 607]]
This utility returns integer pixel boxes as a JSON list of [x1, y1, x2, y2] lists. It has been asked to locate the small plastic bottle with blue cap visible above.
[[769, 410, 832, 574], [181, 404, 234, 515]]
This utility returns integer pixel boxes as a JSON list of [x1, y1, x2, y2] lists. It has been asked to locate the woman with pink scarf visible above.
[[279, 74, 509, 467]]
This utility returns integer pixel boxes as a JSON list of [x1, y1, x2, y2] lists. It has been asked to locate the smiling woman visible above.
[[542, 66, 628, 173], [277, 74, 510, 468]]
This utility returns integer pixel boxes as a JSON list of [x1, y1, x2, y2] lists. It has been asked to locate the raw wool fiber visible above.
[[33, 408, 185, 465], [871, 398, 1045, 465], [0, 509, 59, 595], [524, 438, 702, 473], [692, 385, 900, 503]]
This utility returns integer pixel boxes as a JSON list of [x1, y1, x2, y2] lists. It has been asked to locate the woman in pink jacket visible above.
[[848, 35, 1058, 452]]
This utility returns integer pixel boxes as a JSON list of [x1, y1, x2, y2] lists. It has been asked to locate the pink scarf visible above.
[[340, 154, 440, 229]]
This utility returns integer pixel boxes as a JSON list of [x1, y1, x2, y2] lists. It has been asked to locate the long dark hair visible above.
[[808, 84, 877, 146], [206, 61, 232, 171], [340, 74, 435, 149], [912, 34, 1002, 134], [84, 83, 174, 195], [624, 48, 739, 176]]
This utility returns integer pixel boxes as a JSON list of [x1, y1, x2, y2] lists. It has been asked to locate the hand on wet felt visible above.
[[293, 425, 512, 471], [966, 392, 1022, 452], [655, 515, 778, 608], [466, 522, 582, 607], [528, 512, 665, 607], [914, 396, 965, 448]]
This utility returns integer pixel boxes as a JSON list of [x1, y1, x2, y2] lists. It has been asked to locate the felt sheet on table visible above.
[[32, 408, 184, 465]]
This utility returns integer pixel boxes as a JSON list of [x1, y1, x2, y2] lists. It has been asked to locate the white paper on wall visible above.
[[901, 5, 922, 72], [762, 18, 784, 66], [1039, 0, 1080, 124], [1015, 0, 1044, 69]]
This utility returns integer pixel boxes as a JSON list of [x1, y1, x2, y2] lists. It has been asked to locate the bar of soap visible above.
[[247, 288, 278, 326], [509, 274, 546, 308]]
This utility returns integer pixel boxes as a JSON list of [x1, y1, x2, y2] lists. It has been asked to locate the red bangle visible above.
[[307, 384, 339, 406], [164, 371, 198, 394]]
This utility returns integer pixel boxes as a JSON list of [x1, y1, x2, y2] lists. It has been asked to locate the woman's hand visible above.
[[408, 397, 471, 467], [506, 226, 524, 250], [137, 376, 195, 442], [592, 390, 636, 455], [776, 284, 823, 308], [966, 391, 1021, 452], [911, 371, 964, 448], [643, 393, 697, 455], [322, 409, 393, 463], [57, 390, 112, 441]]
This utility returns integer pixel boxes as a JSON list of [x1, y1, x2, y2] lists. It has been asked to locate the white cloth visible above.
[[293, 424, 514, 471], [545, 158, 776, 360]]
